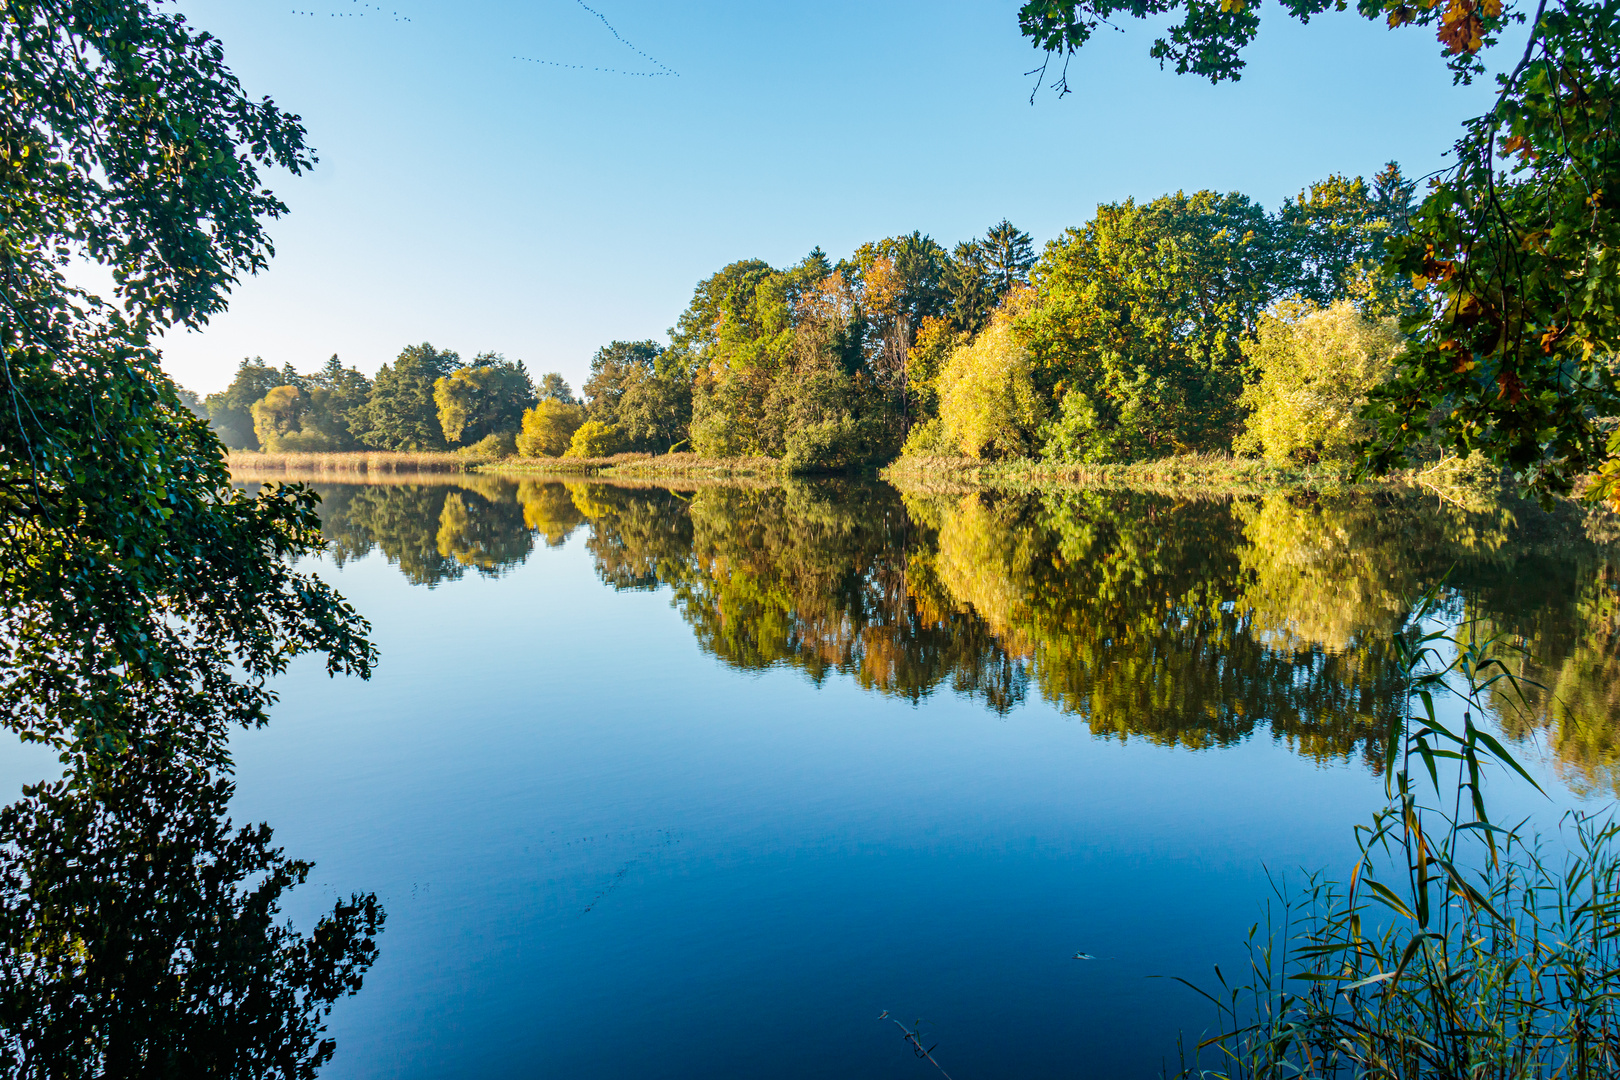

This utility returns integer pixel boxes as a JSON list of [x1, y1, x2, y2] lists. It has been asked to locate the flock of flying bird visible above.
[[288, 0, 680, 78]]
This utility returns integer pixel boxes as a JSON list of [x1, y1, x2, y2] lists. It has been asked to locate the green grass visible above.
[[476, 452, 791, 479], [881, 452, 1369, 494]]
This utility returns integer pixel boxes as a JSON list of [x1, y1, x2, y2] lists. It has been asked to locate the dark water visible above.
[[5, 476, 1619, 1077]]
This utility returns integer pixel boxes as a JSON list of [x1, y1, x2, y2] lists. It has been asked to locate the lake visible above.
[[5, 475, 1617, 1078]]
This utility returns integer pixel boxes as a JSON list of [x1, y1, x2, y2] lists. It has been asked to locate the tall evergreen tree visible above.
[[356, 343, 458, 450]]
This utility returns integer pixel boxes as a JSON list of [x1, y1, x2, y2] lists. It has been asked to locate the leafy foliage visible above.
[[355, 343, 457, 451], [1018, 0, 1620, 497], [1021, 190, 1280, 458], [1236, 300, 1404, 464], [0, 2, 383, 1066], [204, 360, 284, 449], [0, 0, 376, 761], [432, 352, 535, 446], [537, 371, 576, 405], [564, 418, 625, 458], [516, 399, 586, 457], [938, 311, 1045, 459]]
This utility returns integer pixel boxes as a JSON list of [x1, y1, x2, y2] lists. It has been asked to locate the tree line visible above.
[[202, 166, 1419, 471]]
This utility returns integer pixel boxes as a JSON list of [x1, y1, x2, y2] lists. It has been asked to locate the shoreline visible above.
[[227, 448, 1511, 502]]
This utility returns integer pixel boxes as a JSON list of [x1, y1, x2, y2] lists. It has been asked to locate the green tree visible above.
[[433, 352, 535, 446], [564, 419, 626, 458], [302, 354, 371, 448], [516, 399, 586, 457], [0, 0, 376, 763], [667, 258, 779, 378], [203, 359, 283, 449], [1278, 168, 1418, 316], [537, 372, 576, 404], [943, 240, 998, 336], [1020, 190, 1280, 459], [1018, 0, 1620, 497], [583, 340, 665, 427], [1236, 300, 1404, 464], [356, 343, 458, 450], [616, 367, 693, 452], [980, 219, 1037, 295], [250, 385, 307, 452], [938, 311, 1045, 458]]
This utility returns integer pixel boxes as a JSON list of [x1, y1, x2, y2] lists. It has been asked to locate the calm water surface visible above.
[[7, 477, 1619, 1078]]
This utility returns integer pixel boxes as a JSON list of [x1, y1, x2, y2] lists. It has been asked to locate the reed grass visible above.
[[227, 450, 489, 475], [1172, 586, 1620, 1079], [477, 452, 790, 479]]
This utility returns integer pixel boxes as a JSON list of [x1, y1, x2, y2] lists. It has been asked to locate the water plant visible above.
[[1174, 586, 1620, 1078]]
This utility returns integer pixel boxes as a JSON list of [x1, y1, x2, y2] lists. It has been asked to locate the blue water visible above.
[[2, 478, 1608, 1078]]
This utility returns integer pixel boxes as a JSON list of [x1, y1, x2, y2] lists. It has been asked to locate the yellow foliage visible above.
[[563, 419, 625, 458], [1236, 300, 1403, 464], [936, 315, 1044, 459], [516, 400, 584, 457]]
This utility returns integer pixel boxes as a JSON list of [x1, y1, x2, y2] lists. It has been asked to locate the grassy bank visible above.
[[475, 452, 791, 479], [881, 452, 1369, 495]]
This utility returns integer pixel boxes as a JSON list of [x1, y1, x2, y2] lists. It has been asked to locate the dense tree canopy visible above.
[[0, 0, 376, 762], [0, 0, 382, 1063], [1022, 190, 1281, 458], [433, 352, 536, 447], [1018, 0, 1620, 497], [204, 360, 284, 449], [356, 343, 458, 451]]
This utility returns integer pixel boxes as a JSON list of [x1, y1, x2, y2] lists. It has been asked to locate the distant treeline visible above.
[[195, 165, 1418, 471]]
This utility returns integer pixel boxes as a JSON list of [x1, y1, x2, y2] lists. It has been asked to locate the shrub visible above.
[[900, 417, 949, 457], [689, 368, 761, 458], [515, 400, 584, 457], [459, 431, 517, 458], [1235, 299, 1402, 464], [937, 316, 1044, 459], [1039, 389, 1114, 464], [763, 365, 883, 471], [563, 419, 625, 458]]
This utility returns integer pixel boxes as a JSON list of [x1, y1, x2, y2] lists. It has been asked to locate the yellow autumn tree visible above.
[[1235, 300, 1403, 464], [936, 311, 1044, 459], [516, 399, 585, 457]]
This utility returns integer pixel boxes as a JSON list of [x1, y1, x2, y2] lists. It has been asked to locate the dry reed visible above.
[[227, 450, 489, 476]]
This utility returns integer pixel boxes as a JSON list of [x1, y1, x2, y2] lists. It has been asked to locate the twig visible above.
[[878, 1011, 957, 1080]]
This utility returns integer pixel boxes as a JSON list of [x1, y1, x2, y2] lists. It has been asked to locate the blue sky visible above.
[[163, 0, 1496, 395]]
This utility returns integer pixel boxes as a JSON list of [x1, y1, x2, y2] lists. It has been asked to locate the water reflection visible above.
[[0, 749, 383, 1075], [298, 475, 1620, 788]]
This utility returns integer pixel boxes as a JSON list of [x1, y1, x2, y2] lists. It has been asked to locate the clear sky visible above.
[[162, 0, 1496, 396]]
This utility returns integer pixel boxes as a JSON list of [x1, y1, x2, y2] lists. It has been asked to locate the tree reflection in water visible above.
[[0, 748, 383, 1077], [305, 475, 1620, 787]]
